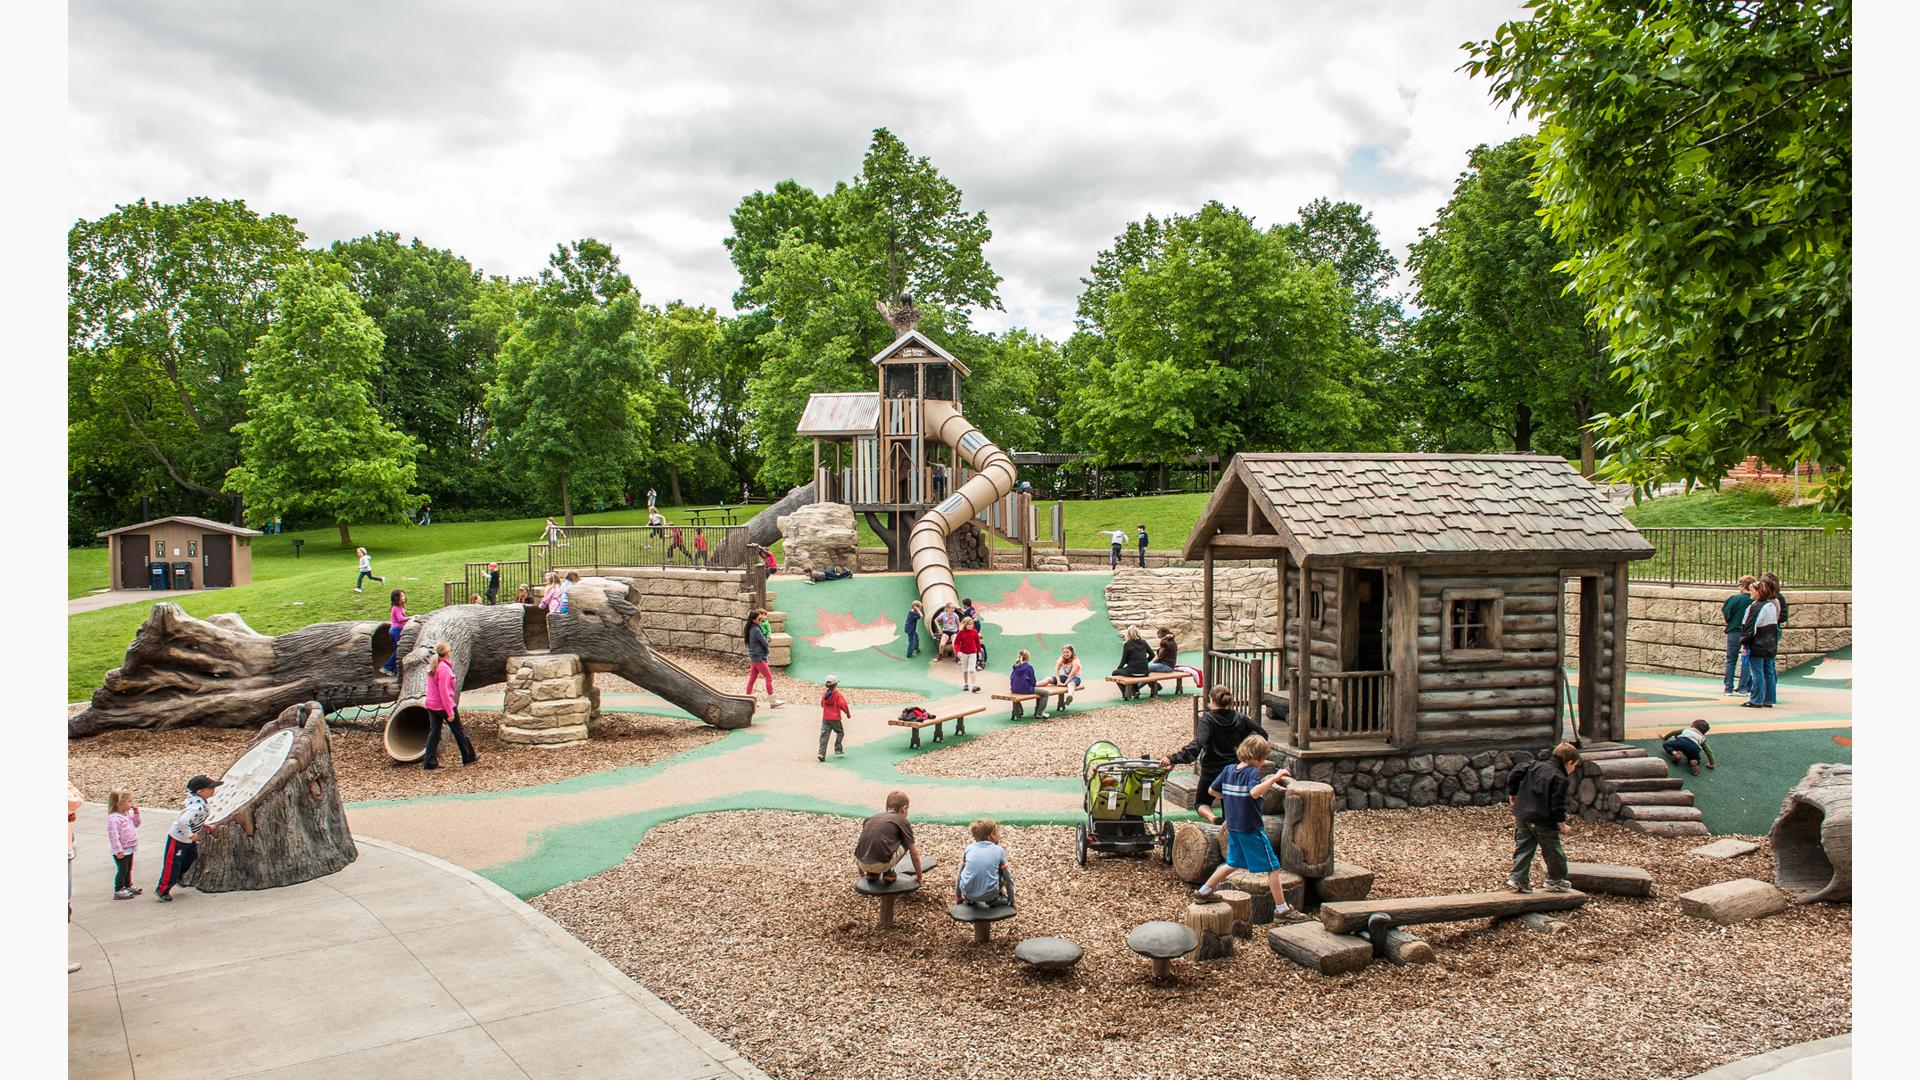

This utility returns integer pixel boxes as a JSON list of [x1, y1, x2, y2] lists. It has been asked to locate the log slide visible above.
[[71, 578, 755, 747], [714, 481, 814, 567], [908, 399, 1019, 614]]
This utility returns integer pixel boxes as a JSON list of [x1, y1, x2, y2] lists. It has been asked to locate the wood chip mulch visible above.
[[899, 692, 1201, 778], [533, 808, 1849, 1080]]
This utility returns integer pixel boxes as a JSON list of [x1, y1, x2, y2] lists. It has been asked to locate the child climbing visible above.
[[1662, 719, 1715, 775], [1098, 528, 1128, 569], [903, 600, 924, 658], [1190, 735, 1294, 919], [383, 589, 409, 674], [956, 617, 983, 692], [818, 674, 851, 761], [106, 790, 142, 900]]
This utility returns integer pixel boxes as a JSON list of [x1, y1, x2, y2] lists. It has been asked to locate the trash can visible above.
[[171, 561, 194, 590], [149, 563, 169, 591]]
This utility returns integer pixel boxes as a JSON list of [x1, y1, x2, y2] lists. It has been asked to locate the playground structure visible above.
[[795, 318, 1032, 612], [68, 577, 755, 751], [187, 701, 357, 891]]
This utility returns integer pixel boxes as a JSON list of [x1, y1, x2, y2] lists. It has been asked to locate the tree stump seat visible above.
[[855, 873, 922, 930], [1013, 936, 1083, 973]]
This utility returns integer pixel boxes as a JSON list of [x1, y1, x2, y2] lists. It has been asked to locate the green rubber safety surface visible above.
[[1630, 726, 1851, 837]]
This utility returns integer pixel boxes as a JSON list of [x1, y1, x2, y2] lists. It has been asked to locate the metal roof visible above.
[[98, 515, 264, 539], [796, 392, 880, 436]]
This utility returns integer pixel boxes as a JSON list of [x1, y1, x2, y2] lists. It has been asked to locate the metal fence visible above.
[[441, 524, 751, 606], [1632, 527, 1851, 589]]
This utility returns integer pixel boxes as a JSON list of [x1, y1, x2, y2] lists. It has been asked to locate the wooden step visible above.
[[1565, 861, 1654, 898], [1591, 758, 1671, 780], [1619, 804, 1704, 823], [1578, 748, 1649, 762], [1624, 820, 1711, 837], [1616, 791, 1696, 807], [1605, 777, 1687, 793]]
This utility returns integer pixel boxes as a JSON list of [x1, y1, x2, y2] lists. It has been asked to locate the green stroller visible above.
[[1076, 740, 1173, 867]]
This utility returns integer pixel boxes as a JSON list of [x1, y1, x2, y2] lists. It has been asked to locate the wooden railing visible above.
[[1208, 647, 1286, 708], [1289, 668, 1393, 748], [1634, 527, 1850, 589]]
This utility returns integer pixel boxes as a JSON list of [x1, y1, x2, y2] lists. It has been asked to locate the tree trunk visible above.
[[1281, 781, 1335, 878], [1381, 928, 1435, 966], [186, 701, 357, 892], [560, 472, 574, 525], [1211, 889, 1254, 937], [668, 463, 683, 506], [716, 482, 814, 567], [1171, 821, 1224, 884], [1574, 394, 1595, 476], [1770, 763, 1851, 903], [337, 521, 353, 546], [1514, 402, 1533, 453]]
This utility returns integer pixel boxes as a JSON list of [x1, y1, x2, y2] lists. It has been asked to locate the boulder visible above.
[[776, 502, 858, 575]]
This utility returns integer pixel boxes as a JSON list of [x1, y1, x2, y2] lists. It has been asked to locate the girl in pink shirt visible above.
[[107, 790, 143, 899], [383, 589, 410, 674], [421, 641, 478, 770]]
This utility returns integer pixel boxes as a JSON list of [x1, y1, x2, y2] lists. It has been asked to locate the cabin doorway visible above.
[[1347, 568, 1386, 672], [1559, 571, 1604, 743]]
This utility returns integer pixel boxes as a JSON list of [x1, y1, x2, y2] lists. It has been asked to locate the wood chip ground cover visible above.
[[900, 692, 1199, 778], [533, 808, 1849, 1080]]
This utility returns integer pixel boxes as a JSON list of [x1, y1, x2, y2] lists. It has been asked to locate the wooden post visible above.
[[1609, 561, 1631, 741], [1202, 545, 1216, 659], [1578, 574, 1600, 741], [812, 439, 820, 500], [1280, 781, 1335, 878], [1389, 566, 1419, 748], [1293, 558, 1310, 748]]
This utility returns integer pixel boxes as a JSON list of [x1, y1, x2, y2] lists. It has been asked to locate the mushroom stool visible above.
[[1127, 920, 1199, 982], [947, 902, 1017, 944], [855, 874, 921, 930], [1013, 936, 1083, 975]]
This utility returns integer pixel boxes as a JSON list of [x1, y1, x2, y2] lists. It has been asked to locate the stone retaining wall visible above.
[[616, 567, 790, 667], [1566, 584, 1850, 678], [1104, 566, 1278, 647], [500, 653, 601, 746], [1274, 748, 1539, 811]]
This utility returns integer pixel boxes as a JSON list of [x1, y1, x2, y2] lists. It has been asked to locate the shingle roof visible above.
[[1196, 454, 1653, 561], [796, 393, 880, 436], [97, 516, 263, 538]]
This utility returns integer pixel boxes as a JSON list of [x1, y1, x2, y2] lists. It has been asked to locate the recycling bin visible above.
[[149, 563, 170, 590], [171, 561, 194, 590]]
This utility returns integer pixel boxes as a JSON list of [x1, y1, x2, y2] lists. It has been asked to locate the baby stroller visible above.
[[1077, 740, 1173, 867]]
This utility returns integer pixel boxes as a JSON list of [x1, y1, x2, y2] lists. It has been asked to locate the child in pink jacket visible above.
[[421, 641, 478, 770], [107, 790, 143, 899]]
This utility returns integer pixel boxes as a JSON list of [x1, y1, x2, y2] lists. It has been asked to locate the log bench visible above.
[[990, 691, 1072, 720], [1106, 672, 1189, 698], [1319, 889, 1589, 934], [889, 706, 984, 748]]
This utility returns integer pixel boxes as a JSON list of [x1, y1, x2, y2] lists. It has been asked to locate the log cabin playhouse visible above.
[[1182, 453, 1655, 808]]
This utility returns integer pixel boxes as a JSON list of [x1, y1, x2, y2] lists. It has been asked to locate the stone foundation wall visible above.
[[1103, 567, 1278, 648], [1275, 749, 1539, 811], [1566, 584, 1850, 677], [500, 653, 601, 746], [616, 567, 790, 667]]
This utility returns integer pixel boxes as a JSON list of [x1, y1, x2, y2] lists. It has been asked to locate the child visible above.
[[354, 547, 385, 592], [955, 819, 1014, 908], [666, 525, 691, 563], [961, 598, 986, 665], [903, 600, 924, 658], [485, 562, 502, 605], [744, 609, 783, 708], [1135, 523, 1149, 568], [855, 790, 924, 883], [955, 617, 983, 692], [1160, 687, 1268, 825], [936, 604, 961, 659], [1662, 719, 1715, 775], [1037, 644, 1082, 714], [818, 674, 851, 761], [693, 529, 710, 567], [468, 594, 483, 605], [1506, 742, 1581, 893], [383, 589, 409, 674], [1008, 649, 1043, 718], [156, 774, 222, 901], [1191, 736, 1294, 916], [421, 641, 479, 770], [107, 790, 142, 899], [514, 583, 533, 604]]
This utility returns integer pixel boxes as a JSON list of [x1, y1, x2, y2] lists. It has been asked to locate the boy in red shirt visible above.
[[818, 674, 851, 761], [955, 618, 983, 693]]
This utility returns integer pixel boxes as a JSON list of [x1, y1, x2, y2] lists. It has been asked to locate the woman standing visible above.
[[421, 642, 479, 770], [1741, 579, 1781, 709], [744, 609, 782, 708]]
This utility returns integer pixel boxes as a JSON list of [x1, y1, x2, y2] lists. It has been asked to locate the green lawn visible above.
[[1621, 485, 1848, 528]]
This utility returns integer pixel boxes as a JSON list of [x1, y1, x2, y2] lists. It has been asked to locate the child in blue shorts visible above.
[[1191, 734, 1296, 920]]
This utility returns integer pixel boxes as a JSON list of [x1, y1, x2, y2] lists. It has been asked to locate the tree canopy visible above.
[[1467, 0, 1851, 509]]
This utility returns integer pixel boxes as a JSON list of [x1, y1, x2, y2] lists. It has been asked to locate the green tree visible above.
[[324, 232, 498, 510], [223, 261, 420, 546], [1466, 0, 1851, 507], [1065, 202, 1369, 464], [1279, 197, 1401, 340], [485, 240, 655, 523], [1406, 138, 1624, 471], [69, 197, 305, 528]]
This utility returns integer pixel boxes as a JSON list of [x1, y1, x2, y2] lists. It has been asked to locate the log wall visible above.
[[1412, 568, 1573, 749]]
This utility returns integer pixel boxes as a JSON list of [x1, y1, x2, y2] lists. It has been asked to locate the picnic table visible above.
[[688, 507, 739, 527]]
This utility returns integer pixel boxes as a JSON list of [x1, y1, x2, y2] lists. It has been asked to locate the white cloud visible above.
[[68, 0, 1533, 338]]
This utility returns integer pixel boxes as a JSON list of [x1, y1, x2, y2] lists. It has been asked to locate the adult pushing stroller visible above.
[[1076, 740, 1173, 867]]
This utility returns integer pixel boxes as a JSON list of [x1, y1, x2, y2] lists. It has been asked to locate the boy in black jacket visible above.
[[1505, 742, 1581, 893], [1159, 687, 1269, 825]]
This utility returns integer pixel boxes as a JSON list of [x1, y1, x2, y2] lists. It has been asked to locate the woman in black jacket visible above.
[[1113, 627, 1154, 699], [1159, 687, 1270, 824]]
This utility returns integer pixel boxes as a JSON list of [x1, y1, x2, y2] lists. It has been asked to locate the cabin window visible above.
[[883, 363, 916, 399], [1441, 589, 1504, 662], [1309, 585, 1325, 625], [155, 540, 167, 558], [923, 364, 954, 401]]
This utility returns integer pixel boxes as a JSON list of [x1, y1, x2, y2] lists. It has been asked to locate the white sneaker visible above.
[[770, 699, 785, 708], [354, 587, 363, 593]]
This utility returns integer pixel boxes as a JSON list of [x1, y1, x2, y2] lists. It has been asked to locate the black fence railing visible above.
[[441, 524, 752, 606], [1633, 527, 1850, 589]]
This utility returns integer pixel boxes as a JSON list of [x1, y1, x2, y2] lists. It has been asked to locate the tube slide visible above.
[[909, 400, 1019, 614]]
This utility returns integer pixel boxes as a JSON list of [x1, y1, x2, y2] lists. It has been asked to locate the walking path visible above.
[[1687, 1035, 1849, 1080], [70, 589, 199, 615], [68, 803, 766, 1080]]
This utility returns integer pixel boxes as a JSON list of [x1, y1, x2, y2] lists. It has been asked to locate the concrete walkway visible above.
[[68, 804, 766, 1080], [1687, 1035, 1850, 1079], [70, 589, 185, 615]]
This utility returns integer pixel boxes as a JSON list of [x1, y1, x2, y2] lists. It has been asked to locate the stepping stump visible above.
[[1226, 869, 1305, 919], [1565, 862, 1654, 898], [1211, 889, 1254, 937], [1013, 936, 1083, 975], [948, 902, 1016, 944], [1127, 920, 1199, 982], [855, 874, 921, 930], [1679, 878, 1790, 926]]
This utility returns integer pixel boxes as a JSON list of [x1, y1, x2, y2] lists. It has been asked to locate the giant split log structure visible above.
[[71, 578, 755, 747], [187, 702, 356, 892]]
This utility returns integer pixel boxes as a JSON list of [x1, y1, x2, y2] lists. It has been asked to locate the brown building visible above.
[[98, 516, 261, 591], [1183, 454, 1655, 778]]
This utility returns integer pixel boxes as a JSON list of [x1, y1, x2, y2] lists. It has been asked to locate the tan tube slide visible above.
[[909, 400, 1019, 614]]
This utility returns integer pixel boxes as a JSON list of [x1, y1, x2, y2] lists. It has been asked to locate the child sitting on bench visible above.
[[1036, 644, 1082, 713], [1008, 650, 1046, 718], [955, 819, 1013, 908], [1662, 719, 1715, 776]]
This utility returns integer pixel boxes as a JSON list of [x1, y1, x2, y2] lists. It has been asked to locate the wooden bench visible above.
[[1107, 672, 1188, 698], [889, 707, 984, 748], [990, 691, 1072, 719]]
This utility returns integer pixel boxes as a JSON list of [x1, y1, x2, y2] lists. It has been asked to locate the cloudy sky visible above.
[[69, 0, 1534, 338]]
